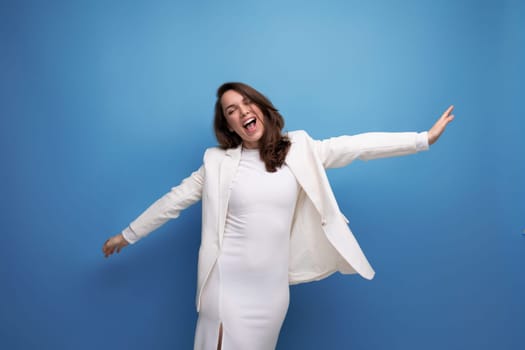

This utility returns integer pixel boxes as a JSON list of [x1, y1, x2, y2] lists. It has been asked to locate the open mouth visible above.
[[243, 117, 257, 132]]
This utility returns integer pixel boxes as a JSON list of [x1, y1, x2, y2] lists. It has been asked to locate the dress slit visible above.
[[216, 322, 223, 350]]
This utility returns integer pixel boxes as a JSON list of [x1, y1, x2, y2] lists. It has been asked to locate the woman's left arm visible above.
[[313, 105, 456, 168], [428, 105, 455, 145]]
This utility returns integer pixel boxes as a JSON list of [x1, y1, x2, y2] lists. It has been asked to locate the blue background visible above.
[[1, 0, 524, 349]]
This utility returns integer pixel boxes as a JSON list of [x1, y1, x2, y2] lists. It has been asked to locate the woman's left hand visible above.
[[428, 105, 455, 145]]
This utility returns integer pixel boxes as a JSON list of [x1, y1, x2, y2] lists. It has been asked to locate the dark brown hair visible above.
[[214, 82, 291, 172]]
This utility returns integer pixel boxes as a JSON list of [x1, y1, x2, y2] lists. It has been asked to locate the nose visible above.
[[239, 104, 251, 116]]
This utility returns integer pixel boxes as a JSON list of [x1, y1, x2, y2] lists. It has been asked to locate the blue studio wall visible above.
[[1, 0, 524, 349]]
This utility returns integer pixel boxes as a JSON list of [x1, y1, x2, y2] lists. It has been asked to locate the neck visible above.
[[242, 142, 259, 150]]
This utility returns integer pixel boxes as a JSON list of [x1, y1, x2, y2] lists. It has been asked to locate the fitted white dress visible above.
[[193, 148, 299, 350]]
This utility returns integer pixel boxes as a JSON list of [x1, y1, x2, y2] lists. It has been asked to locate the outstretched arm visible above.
[[101, 165, 205, 258], [311, 104, 455, 168], [428, 105, 455, 145]]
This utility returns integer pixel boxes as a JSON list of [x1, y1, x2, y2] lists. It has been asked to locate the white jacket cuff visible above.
[[122, 226, 139, 244], [416, 132, 429, 151]]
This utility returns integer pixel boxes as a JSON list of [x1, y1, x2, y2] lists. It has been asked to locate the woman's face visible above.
[[221, 89, 265, 149]]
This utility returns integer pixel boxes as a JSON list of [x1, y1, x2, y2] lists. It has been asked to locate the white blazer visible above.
[[122, 130, 428, 311]]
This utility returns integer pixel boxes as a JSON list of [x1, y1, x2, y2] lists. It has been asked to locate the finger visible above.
[[441, 114, 454, 127], [442, 105, 454, 118], [440, 112, 454, 126]]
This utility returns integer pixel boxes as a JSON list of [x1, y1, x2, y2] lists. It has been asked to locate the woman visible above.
[[102, 82, 454, 350]]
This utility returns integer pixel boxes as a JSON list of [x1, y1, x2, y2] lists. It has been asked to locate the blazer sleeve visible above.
[[313, 131, 429, 169], [122, 166, 205, 244]]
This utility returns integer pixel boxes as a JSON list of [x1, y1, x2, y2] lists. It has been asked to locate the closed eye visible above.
[[227, 106, 237, 115]]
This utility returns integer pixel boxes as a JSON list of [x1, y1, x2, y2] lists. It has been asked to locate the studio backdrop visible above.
[[1, 0, 523, 349]]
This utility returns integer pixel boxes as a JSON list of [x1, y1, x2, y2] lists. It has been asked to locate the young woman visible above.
[[103, 82, 454, 350]]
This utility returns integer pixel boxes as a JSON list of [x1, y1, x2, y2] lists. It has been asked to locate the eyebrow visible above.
[[224, 97, 250, 111]]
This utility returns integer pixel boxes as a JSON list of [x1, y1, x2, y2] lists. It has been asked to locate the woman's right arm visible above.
[[102, 165, 205, 258]]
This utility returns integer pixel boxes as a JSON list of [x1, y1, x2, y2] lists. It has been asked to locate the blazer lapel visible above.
[[218, 145, 242, 245], [285, 137, 325, 216]]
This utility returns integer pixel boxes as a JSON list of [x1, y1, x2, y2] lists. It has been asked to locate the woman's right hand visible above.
[[102, 233, 129, 258]]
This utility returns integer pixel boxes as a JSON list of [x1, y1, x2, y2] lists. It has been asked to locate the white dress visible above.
[[194, 148, 299, 350]]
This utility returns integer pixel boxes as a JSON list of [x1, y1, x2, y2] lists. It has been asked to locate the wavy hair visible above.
[[213, 82, 291, 172]]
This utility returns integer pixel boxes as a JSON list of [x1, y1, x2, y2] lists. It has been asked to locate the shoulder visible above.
[[203, 146, 225, 157], [203, 146, 227, 162], [202, 147, 227, 165], [286, 130, 313, 142]]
